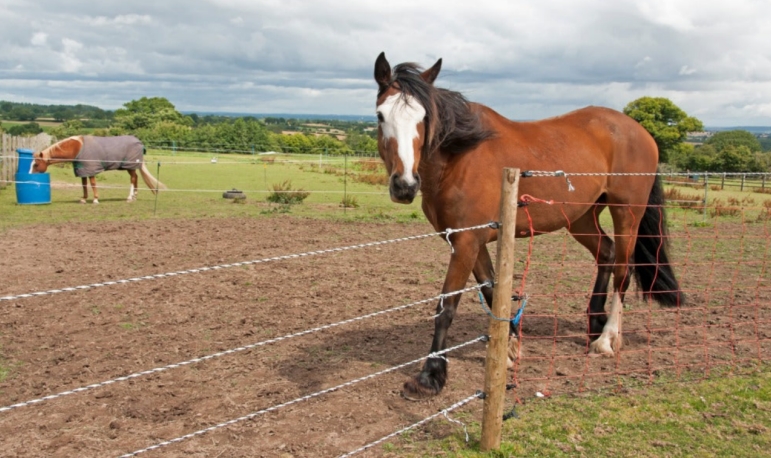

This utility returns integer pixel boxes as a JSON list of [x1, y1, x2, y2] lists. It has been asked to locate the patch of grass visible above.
[[393, 368, 771, 457], [0, 345, 9, 383]]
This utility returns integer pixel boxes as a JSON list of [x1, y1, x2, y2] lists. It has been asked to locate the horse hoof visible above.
[[588, 338, 615, 357], [79, 199, 87, 204], [93, 199, 99, 204], [401, 377, 440, 402]]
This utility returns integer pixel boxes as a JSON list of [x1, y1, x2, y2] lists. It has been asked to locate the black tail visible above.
[[633, 176, 684, 306]]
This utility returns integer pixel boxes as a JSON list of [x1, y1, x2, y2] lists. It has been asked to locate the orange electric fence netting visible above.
[[506, 197, 770, 400]]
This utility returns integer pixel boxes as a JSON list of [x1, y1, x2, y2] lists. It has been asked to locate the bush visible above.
[[266, 180, 310, 205]]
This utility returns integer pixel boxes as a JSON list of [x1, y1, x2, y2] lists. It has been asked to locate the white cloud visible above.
[[0, 0, 768, 126], [30, 32, 47, 46]]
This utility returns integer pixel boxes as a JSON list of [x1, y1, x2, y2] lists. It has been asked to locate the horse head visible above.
[[32, 136, 84, 173], [374, 52, 442, 204]]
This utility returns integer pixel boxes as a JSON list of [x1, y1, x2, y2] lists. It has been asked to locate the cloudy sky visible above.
[[0, 0, 769, 126]]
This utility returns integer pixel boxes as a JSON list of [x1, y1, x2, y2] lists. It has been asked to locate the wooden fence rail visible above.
[[0, 133, 53, 190]]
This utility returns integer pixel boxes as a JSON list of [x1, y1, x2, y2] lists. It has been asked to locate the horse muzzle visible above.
[[389, 173, 420, 204]]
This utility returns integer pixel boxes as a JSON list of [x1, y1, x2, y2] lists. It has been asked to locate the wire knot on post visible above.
[[445, 228, 456, 253]]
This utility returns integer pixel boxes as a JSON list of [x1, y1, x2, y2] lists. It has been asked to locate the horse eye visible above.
[[376, 112, 385, 123]]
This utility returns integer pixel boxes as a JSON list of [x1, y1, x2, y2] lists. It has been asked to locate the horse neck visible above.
[[418, 149, 447, 199], [46, 137, 83, 163]]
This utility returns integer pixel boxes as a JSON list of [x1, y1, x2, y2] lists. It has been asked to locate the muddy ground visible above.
[[0, 215, 769, 457]]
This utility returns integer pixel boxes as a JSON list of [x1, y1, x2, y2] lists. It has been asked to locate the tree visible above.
[[8, 106, 37, 122], [50, 120, 86, 138], [7, 122, 43, 136], [623, 97, 703, 163], [705, 130, 762, 153], [114, 97, 192, 130]]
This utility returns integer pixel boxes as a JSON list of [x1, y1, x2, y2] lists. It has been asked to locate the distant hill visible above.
[[706, 126, 771, 134], [182, 111, 377, 123]]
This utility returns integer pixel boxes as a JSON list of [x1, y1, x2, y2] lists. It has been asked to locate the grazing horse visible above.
[[373, 52, 683, 400], [31, 135, 165, 203]]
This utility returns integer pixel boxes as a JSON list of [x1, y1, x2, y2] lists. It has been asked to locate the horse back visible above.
[[75, 136, 144, 177], [428, 105, 659, 235]]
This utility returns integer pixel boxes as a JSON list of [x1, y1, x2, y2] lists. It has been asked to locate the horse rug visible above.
[[73, 135, 144, 178]]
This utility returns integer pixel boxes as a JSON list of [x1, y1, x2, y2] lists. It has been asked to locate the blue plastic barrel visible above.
[[15, 148, 51, 205]]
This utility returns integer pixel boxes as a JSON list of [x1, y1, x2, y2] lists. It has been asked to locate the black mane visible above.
[[389, 62, 494, 155]]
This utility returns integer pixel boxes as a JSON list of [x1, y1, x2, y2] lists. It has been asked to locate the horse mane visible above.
[[388, 63, 494, 156], [40, 136, 83, 161]]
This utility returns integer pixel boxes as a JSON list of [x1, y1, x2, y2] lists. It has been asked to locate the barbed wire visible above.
[[117, 336, 487, 457], [338, 392, 482, 457], [522, 170, 771, 177], [0, 283, 485, 414], [0, 222, 494, 302]]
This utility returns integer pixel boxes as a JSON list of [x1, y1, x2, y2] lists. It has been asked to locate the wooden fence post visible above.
[[721, 173, 726, 190], [480, 167, 520, 451], [741, 174, 745, 191]]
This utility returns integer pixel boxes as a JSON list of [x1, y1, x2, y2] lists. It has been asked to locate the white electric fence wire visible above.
[[5, 179, 390, 195], [117, 336, 486, 457], [0, 223, 493, 302], [0, 284, 484, 414], [338, 392, 481, 458]]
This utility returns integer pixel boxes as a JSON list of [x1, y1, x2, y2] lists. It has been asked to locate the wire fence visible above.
[[500, 190, 771, 402], [2, 169, 771, 455]]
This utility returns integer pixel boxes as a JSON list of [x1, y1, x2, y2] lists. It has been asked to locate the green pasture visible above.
[[0, 149, 425, 231], [2, 151, 771, 456]]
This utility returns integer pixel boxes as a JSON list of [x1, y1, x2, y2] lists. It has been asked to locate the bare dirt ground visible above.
[[0, 215, 769, 457]]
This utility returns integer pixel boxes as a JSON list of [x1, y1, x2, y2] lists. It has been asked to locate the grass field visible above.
[[2, 150, 770, 456], [0, 149, 424, 231]]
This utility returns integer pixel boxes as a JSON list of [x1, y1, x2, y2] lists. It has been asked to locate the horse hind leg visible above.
[[590, 202, 644, 356], [568, 205, 618, 355], [127, 170, 138, 202]]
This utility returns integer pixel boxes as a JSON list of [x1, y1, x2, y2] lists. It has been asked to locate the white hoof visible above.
[[79, 199, 87, 204], [589, 332, 621, 356], [92, 199, 99, 204]]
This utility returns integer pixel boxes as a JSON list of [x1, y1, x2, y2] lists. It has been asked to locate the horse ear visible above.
[[421, 58, 442, 85], [374, 52, 391, 90]]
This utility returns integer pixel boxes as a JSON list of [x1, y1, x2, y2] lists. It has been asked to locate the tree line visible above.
[[3, 96, 770, 170]]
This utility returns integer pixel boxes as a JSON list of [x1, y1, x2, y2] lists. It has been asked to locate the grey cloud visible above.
[[0, 0, 769, 125]]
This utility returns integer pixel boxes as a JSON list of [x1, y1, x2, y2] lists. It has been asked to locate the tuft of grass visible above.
[[340, 195, 359, 208], [355, 173, 389, 186]]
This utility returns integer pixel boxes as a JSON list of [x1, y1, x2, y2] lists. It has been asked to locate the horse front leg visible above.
[[89, 176, 99, 204], [472, 244, 519, 369], [80, 177, 88, 204], [402, 232, 480, 400]]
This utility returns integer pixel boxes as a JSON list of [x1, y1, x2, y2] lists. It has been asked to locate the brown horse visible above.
[[373, 52, 683, 400], [32, 135, 165, 204]]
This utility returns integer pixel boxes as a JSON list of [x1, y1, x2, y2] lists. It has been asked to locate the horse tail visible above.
[[139, 162, 166, 195], [633, 175, 684, 306]]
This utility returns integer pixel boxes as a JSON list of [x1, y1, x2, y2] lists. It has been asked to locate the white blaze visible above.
[[377, 93, 425, 184]]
